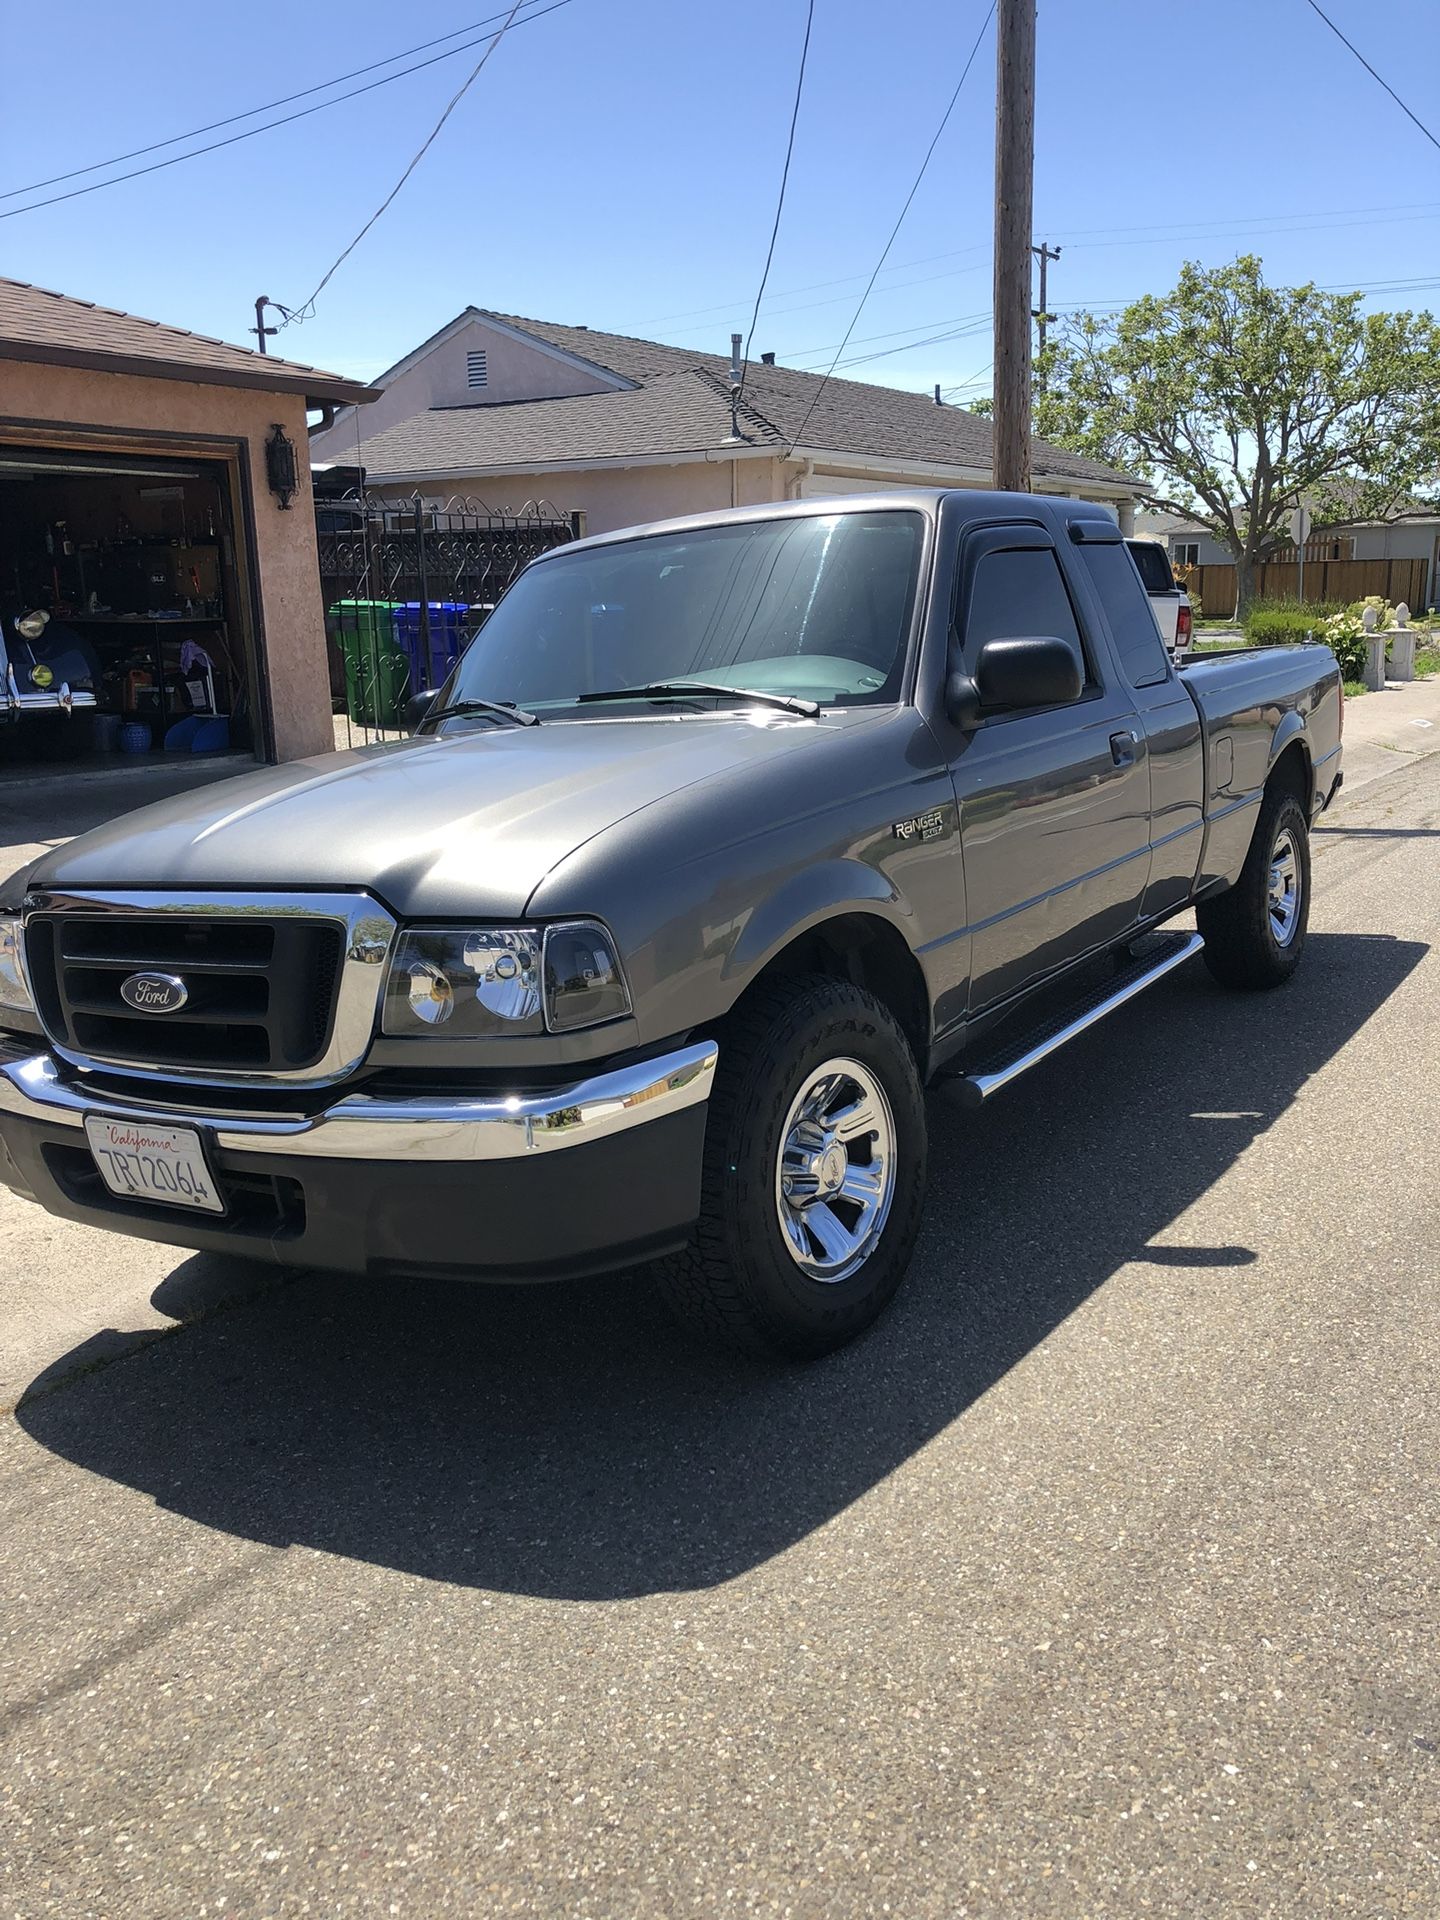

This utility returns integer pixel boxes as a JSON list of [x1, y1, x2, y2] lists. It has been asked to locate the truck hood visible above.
[[30, 714, 871, 920]]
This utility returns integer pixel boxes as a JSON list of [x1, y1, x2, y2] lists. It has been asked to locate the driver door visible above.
[[949, 525, 1151, 1014]]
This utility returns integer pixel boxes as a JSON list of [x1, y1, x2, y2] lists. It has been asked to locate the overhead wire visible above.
[[279, 0, 528, 327], [0, 1, 554, 203], [784, 0, 995, 454], [770, 270, 1440, 379], [0, 0, 575, 223], [735, 0, 815, 409], [1301, 0, 1440, 156], [641, 197, 1440, 340]]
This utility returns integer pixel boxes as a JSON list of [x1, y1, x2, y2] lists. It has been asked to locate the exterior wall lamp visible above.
[[265, 424, 299, 509]]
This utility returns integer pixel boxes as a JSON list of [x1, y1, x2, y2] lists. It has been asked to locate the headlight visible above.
[[0, 915, 32, 1014], [382, 922, 630, 1037]]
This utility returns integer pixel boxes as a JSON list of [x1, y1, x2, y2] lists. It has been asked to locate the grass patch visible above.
[[1342, 680, 1367, 698], [1414, 645, 1440, 680]]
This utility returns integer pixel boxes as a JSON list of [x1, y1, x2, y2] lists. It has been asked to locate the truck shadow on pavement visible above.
[[16, 931, 1426, 1600]]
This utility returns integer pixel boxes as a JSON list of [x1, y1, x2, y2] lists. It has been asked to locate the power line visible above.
[[280, 0, 528, 328], [785, 309, 991, 370], [0, 0, 575, 223], [648, 242, 992, 330], [1302, 0, 1440, 156], [640, 195, 1440, 340], [784, 1, 995, 455], [827, 319, 990, 372], [779, 271, 1440, 376], [784, 305, 991, 364], [736, 0, 815, 409], [0, 2, 552, 203], [943, 361, 993, 398]]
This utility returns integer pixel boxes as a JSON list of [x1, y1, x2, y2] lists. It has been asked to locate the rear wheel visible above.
[[1197, 785, 1310, 989], [658, 975, 927, 1359]]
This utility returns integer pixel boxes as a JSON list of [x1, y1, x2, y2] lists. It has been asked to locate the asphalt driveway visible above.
[[2, 753, 1438, 1915]]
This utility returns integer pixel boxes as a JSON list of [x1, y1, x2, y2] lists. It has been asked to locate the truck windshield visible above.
[[443, 509, 924, 715]]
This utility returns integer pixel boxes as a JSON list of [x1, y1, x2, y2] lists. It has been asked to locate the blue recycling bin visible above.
[[393, 602, 468, 694]]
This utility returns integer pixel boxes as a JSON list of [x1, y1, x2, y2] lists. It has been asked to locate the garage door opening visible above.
[[0, 447, 261, 777]]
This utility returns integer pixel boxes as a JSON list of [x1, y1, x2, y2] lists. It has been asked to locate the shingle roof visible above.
[[0, 278, 373, 407], [358, 369, 781, 474], [353, 307, 1139, 491]]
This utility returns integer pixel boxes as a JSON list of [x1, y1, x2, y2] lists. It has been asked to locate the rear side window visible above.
[[1082, 542, 1171, 688], [1126, 540, 1174, 595], [964, 547, 1088, 689]]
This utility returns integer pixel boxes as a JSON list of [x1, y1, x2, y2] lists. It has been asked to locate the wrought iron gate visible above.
[[315, 492, 580, 746]]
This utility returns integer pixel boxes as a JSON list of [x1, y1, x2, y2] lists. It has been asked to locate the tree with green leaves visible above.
[[1031, 256, 1440, 615]]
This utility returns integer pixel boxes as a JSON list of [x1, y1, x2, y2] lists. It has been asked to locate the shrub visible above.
[[1244, 598, 1377, 678], [1244, 607, 1326, 647], [1318, 600, 1397, 682]]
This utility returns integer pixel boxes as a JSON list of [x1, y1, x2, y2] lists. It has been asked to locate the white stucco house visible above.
[[309, 308, 1144, 534]]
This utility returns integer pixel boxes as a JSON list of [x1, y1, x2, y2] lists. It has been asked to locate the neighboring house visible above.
[[1140, 504, 1439, 610], [1, 278, 374, 775], [309, 308, 1143, 534]]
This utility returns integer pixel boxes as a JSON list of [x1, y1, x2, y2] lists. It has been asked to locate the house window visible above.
[[466, 349, 488, 389], [1174, 541, 1200, 567]]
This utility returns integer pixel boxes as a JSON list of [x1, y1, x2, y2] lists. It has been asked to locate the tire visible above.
[[1197, 785, 1310, 989], [658, 975, 928, 1360]]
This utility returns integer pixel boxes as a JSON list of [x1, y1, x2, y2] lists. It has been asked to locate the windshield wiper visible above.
[[577, 681, 820, 718], [427, 696, 539, 727]]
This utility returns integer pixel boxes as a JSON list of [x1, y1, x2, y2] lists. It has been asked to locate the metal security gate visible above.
[[315, 492, 580, 746]]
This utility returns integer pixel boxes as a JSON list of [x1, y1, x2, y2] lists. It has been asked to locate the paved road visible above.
[[3, 755, 1439, 1916]]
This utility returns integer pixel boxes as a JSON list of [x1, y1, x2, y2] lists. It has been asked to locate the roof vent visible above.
[[761, 351, 776, 366]]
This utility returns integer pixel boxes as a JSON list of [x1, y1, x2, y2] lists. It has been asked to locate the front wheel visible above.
[[657, 975, 928, 1359], [1197, 786, 1311, 989]]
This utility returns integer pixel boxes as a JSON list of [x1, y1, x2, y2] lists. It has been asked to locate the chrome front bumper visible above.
[[0, 1040, 718, 1162]]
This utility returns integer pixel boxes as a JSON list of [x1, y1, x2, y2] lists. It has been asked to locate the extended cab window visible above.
[[1081, 541, 1172, 688], [964, 546, 1089, 696]]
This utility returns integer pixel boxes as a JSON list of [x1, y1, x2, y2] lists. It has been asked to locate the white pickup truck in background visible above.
[[1127, 539, 1194, 659]]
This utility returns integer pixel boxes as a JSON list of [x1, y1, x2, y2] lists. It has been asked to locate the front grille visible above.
[[26, 911, 346, 1075]]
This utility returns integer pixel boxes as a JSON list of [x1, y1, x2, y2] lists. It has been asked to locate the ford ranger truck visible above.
[[0, 493, 1342, 1358]]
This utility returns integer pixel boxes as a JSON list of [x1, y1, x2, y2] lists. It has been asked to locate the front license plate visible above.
[[84, 1116, 225, 1215]]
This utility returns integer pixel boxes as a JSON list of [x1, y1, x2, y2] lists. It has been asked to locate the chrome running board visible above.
[[943, 930, 1205, 1111]]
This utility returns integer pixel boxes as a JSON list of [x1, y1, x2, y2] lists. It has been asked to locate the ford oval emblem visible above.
[[119, 971, 189, 1015]]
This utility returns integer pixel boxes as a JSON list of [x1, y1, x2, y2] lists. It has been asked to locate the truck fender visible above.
[[1267, 711, 1312, 796], [720, 858, 911, 987]]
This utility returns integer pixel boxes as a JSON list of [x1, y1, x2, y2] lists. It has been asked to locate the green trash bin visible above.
[[327, 600, 409, 728]]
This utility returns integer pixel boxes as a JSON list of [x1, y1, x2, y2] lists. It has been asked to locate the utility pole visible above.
[[1031, 240, 1061, 355], [992, 0, 1036, 492]]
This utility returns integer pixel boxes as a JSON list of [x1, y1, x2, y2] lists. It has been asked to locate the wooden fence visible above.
[[1175, 556, 1429, 620]]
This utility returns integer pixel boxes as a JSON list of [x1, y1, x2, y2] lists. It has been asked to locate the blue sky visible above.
[[3, 0, 1438, 402]]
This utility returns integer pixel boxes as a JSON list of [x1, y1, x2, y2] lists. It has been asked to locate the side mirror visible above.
[[974, 635, 1083, 712], [403, 687, 439, 733]]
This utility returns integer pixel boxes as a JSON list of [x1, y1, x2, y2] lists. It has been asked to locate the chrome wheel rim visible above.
[[1268, 826, 1302, 947], [774, 1057, 896, 1283]]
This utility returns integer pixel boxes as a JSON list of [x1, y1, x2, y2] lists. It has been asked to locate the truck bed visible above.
[[1180, 642, 1343, 877]]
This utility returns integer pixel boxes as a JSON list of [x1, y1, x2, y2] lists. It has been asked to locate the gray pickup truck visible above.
[[0, 492, 1342, 1357]]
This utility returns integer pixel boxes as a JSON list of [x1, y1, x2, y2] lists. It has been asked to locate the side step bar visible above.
[[942, 930, 1205, 1111]]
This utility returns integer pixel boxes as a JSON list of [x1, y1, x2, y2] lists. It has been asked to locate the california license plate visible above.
[[84, 1115, 225, 1214]]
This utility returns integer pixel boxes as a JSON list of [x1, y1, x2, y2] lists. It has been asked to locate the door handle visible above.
[[1109, 729, 1138, 767]]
